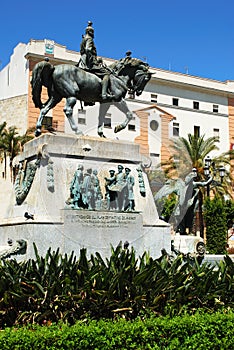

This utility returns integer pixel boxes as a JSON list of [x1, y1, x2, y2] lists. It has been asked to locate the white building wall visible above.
[[167, 109, 229, 151], [146, 80, 229, 114], [0, 43, 29, 99], [147, 110, 161, 167], [27, 39, 80, 63], [144, 77, 230, 157]]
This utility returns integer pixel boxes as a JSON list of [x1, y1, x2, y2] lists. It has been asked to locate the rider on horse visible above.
[[31, 22, 152, 138], [77, 21, 114, 101], [112, 50, 132, 75]]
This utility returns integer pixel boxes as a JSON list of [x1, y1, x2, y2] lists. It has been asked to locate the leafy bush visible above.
[[0, 310, 233, 349], [0, 243, 234, 328], [224, 199, 234, 229]]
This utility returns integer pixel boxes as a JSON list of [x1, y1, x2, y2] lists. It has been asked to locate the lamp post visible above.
[[219, 166, 225, 183], [193, 157, 226, 238], [191, 167, 204, 237], [192, 167, 197, 177], [203, 164, 210, 196], [204, 156, 226, 196], [204, 155, 212, 168]]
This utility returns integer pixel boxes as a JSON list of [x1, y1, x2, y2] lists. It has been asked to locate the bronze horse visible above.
[[31, 58, 151, 137]]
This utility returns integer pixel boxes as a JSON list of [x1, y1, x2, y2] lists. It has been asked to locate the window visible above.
[[172, 98, 179, 106], [173, 122, 179, 136], [213, 128, 220, 138], [194, 126, 200, 137], [213, 104, 219, 113], [193, 101, 199, 110], [42, 116, 52, 129], [150, 120, 159, 131], [128, 116, 136, 131], [104, 113, 111, 128], [78, 109, 86, 125], [150, 153, 160, 158], [151, 94, 157, 103], [128, 124, 136, 131]]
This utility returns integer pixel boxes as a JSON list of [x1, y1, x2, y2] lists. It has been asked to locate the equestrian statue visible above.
[[31, 21, 152, 137]]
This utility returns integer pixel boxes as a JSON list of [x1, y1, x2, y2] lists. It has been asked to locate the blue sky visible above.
[[1, 0, 234, 81]]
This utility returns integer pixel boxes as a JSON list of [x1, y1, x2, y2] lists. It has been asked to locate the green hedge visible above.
[[0, 310, 233, 350]]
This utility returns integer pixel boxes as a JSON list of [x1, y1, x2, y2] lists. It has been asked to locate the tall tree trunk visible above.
[[198, 191, 204, 238], [4, 152, 7, 179]]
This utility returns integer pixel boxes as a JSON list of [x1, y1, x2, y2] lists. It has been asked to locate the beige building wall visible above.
[[0, 95, 28, 134], [228, 97, 234, 145], [228, 97, 234, 194]]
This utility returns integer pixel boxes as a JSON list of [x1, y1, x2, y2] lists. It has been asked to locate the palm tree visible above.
[[163, 133, 233, 195], [165, 134, 219, 178], [0, 124, 33, 182], [158, 134, 233, 236]]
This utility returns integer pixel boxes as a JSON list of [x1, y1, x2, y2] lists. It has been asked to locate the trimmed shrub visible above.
[[0, 310, 233, 349], [204, 197, 227, 254]]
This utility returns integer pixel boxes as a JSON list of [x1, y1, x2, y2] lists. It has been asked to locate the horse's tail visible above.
[[31, 59, 54, 108]]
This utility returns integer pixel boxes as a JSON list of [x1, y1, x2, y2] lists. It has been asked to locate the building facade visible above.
[[1, 39, 234, 173]]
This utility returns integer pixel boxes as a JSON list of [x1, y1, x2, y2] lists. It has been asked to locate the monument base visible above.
[[0, 134, 171, 260]]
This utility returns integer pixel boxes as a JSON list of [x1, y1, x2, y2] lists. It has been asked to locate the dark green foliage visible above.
[[0, 311, 234, 349], [224, 199, 234, 229], [159, 193, 177, 222], [1, 244, 234, 328], [204, 197, 228, 254], [0, 122, 33, 181]]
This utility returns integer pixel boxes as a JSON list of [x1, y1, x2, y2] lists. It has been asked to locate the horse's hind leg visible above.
[[64, 97, 83, 135], [35, 95, 62, 136], [97, 102, 111, 137]]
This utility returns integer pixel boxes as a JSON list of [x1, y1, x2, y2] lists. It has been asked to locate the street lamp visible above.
[[205, 156, 212, 168], [203, 165, 210, 176], [192, 167, 197, 178], [193, 157, 226, 237], [203, 156, 226, 193], [219, 166, 225, 183]]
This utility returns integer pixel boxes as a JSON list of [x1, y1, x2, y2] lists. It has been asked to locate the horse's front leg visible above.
[[114, 99, 133, 134], [35, 109, 46, 137], [97, 102, 111, 137], [64, 97, 83, 136], [114, 111, 133, 133]]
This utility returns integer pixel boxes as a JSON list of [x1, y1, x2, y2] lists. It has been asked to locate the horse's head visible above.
[[126, 59, 152, 96], [110, 57, 152, 99], [120, 58, 152, 96]]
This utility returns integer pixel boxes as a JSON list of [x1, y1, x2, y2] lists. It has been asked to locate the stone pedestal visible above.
[[0, 134, 170, 259]]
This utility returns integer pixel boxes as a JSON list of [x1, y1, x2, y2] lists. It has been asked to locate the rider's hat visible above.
[[85, 21, 94, 34]]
